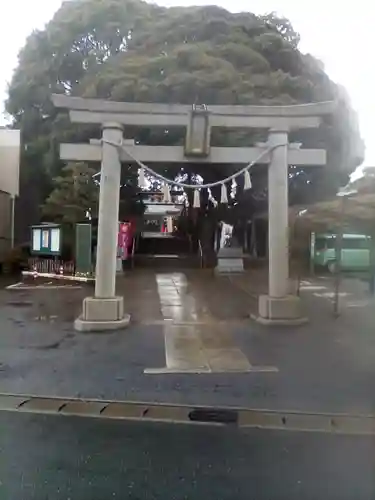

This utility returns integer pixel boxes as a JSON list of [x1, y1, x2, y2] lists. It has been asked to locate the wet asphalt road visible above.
[[0, 412, 374, 499]]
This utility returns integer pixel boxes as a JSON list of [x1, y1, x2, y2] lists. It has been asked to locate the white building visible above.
[[0, 128, 20, 263]]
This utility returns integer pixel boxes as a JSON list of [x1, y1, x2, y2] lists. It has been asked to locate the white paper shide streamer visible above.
[[244, 170, 252, 190], [162, 184, 171, 203], [138, 167, 146, 188], [193, 189, 200, 208], [220, 183, 228, 204]]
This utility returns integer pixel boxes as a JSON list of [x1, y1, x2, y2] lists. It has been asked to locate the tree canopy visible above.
[[6, 0, 365, 242]]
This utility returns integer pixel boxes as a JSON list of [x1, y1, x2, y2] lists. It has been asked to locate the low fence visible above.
[[28, 258, 75, 276]]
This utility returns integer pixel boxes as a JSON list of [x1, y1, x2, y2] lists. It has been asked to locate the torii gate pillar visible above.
[[75, 122, 131, 332], [257, 129, 307, 325]]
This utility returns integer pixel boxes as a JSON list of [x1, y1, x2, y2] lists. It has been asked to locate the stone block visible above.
[[215, 246, 244, 274], [217, 247, 244, 259], [74, 296, 131, 332], [215, 258, 244, 274], [256, 295, 308, 326], [83, 296, 124, 321]]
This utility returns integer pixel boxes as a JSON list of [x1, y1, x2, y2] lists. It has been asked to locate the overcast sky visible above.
[[1, 0, 372, 165]]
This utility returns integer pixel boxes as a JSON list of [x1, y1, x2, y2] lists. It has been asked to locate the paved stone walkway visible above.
[[0, 270, 374, 416], [121, 269, 252, 323]]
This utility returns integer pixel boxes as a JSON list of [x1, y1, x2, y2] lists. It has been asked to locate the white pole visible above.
[[95, 123, 123, 298], [268, 129, 289, 298]]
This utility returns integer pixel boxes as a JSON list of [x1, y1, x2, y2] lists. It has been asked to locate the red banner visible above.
[[118, 222, 133, 259]]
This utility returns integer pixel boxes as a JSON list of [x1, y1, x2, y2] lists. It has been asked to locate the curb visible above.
[[0, 393, 374, 435]]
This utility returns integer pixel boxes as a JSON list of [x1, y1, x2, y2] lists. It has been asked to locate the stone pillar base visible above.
[[74, 296, 131, 332], [253, 294, 308, 326]]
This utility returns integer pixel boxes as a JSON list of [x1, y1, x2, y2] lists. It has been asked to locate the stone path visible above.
[[1, 270, 375, 415], [142, 272, 276, 373]]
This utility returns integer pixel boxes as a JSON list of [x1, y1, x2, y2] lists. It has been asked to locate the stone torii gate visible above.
[[52, 94, 334, 331]]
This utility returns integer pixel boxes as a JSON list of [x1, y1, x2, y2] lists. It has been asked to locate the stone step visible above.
[[134, 254, 200, 269]]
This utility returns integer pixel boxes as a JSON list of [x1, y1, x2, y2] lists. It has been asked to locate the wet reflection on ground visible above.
[[0, 270, 252, 325]]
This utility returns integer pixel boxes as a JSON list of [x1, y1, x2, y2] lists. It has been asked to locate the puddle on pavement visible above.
[[4, 289, 84, 323], [6, 301, 33, 308], [33, 315, 59, 322]]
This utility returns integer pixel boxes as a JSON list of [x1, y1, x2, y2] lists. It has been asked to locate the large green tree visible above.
[[6, 0, 364, 243], [42, 162, 98, 224]]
